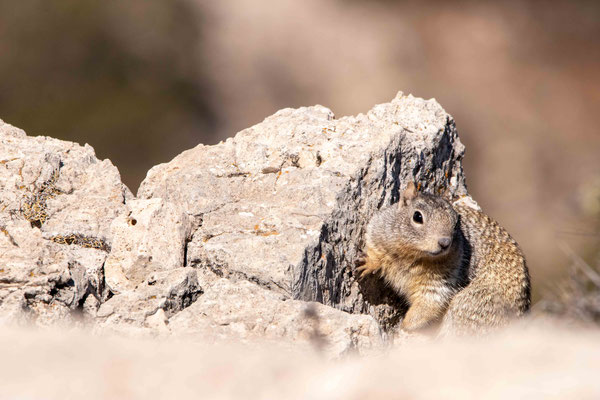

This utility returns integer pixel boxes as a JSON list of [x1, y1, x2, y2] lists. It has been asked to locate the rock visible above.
[[95, 267, 202, 335], [0, 119, 130, 325], [0, 92, 469, 354], [104, 198, 190, 294], [169, 269, 382, 356], [138, 92, 467, 328]]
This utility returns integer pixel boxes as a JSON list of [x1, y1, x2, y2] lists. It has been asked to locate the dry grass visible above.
[[537, 244, 600, 325]]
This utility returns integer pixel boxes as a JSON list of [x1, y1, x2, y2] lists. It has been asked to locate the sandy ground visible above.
[[1, 319, 599, 400]]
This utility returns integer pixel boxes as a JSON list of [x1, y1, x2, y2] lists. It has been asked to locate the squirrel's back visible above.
[[440, 202, 531, 335]]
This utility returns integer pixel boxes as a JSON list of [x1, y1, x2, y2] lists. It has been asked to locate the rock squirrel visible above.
[[357, 182, 531, 335]]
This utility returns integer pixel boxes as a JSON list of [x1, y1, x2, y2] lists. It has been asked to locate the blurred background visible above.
[[0, 0, 598, 302]]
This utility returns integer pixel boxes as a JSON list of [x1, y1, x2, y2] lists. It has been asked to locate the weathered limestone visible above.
[[0, 120, 129, 325], [0, 92, 468, 353], [104, 198, 190, 294], [138, 92, 467, 329], [168, 268, 382, 356], [95, 267, 202, 335]]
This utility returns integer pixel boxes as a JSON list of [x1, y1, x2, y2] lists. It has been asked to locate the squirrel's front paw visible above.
[[355, 255, 379, 279], [354, 249, 366, 267]]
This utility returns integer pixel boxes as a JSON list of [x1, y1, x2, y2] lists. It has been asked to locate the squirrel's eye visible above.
[[412, 211, 423, 224]]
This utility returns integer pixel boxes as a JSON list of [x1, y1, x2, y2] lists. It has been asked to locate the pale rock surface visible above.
[[169, 269, 382, 356], [0, 119, 129, 325], [138, 92, 467, 329], [104, 198, 190, 294], [0, 92, 469, 354], [95, 267, 202, 335]]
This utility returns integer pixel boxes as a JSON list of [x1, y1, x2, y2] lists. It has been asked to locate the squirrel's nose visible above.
[[438, 237, 451, 250]]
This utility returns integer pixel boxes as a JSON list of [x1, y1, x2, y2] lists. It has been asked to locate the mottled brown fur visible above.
[[440, 204, 531, 335], [358, 182, 530, 335]]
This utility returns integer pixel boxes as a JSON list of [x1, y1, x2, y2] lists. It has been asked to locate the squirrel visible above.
[[357, 182, 531, 335]]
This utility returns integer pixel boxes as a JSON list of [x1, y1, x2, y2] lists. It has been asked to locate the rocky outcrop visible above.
[[0, 121, 130, 326], [0, 92, 467, 354], [138, 92, 467, 330]]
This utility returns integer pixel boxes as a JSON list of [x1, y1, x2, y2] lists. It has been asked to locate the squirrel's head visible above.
[[396, 182, 459, 258]]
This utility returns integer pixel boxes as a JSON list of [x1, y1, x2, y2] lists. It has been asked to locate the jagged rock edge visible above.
[[292, 116, 466, 330]]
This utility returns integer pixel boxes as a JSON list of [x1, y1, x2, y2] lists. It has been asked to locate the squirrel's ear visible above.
[[440, 185, 454, 201], [401, 181, 417, 205]]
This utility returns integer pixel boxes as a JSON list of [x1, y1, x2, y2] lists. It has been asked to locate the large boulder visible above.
[[0, 92, 467, 353], [138, 92, 467, 330]]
